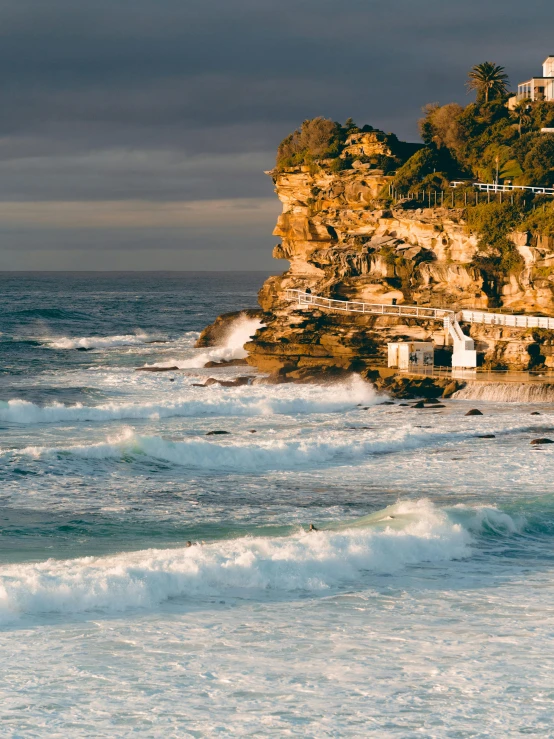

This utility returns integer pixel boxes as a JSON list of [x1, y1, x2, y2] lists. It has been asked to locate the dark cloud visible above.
[[0, 0, 553, 267]]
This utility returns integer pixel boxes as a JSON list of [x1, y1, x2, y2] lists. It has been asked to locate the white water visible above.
[[454, 380, 554, 402], [144, 315, 263, 368], [4, 302, 554, 736], [0, 375, 376, 424], [45, 332, 166, 350], [0, 500, 475, 623]]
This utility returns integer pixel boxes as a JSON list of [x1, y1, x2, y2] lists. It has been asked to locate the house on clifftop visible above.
[[515, 56, 554, 102]]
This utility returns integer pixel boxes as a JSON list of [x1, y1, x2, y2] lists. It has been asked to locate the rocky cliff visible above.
[[241, 131, 554, 374]]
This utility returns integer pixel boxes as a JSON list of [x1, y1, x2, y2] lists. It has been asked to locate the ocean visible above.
[[0, 271, 553, 737]]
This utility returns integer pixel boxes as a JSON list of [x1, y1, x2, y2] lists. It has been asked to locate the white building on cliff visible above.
[[517, 56, 554, 102]]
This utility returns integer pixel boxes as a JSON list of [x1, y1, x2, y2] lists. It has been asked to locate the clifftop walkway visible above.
[[285, 290, 554, 330], [286, 289, 554, 368]]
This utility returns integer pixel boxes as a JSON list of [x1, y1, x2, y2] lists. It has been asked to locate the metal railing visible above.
[[460, 310, 554, 330], [285, 290, 454, 320], [451, 180, 554, 196], [287, 290, 554, 330]]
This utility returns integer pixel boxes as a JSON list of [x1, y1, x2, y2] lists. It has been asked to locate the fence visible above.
[[388, 186, 553, 208], [285, 289, 454, 320]]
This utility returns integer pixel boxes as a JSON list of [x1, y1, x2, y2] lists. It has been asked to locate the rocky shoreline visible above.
[[195, 128, 554, 387]]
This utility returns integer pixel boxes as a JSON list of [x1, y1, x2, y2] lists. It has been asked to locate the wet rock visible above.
[[204, 376, 252, 387], [191, 383, 205, 387], [379, 401, 395, 406], [248, 429, 257, 433], [465, 409, 483, 416], [412, 401, 425, 408], [476, 434, 496, 439], [206, 430, 230, 435], [530, 438, 554, 444], [136, 365, 179, 372], [204, 358, 249, 368], [375, 376, 465, 400], [531, 411, 541, 415]]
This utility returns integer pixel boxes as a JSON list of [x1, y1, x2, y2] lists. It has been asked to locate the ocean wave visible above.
[[45, 332, 171, 350], [16, 424, 460, 472], [0, 376, 376, 424], [0, 500, 472, 622]]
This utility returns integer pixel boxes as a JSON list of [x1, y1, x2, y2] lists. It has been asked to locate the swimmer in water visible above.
[[186, 541, 192, 547], [309, 523, 318, 532]]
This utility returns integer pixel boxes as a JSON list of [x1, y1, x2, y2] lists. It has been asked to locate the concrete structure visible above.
[[388, 342, 434, 370], [517, 56, 554, 102]]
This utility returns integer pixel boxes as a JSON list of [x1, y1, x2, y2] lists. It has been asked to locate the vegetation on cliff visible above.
[[275, 117, 420, 174]]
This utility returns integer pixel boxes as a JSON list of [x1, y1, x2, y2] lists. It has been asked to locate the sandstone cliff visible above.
[[242, 131, 554, 373]]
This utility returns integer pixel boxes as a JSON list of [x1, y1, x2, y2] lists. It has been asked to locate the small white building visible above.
[[388, 342, 434, 370], [517, 56, 554, 102]]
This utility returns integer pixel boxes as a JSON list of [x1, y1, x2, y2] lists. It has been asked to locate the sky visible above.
[[0, 0, 553, 270]]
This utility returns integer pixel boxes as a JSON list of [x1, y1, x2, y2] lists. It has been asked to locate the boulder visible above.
[[530, 438, 554, 444], [465, 409, 483, 416]]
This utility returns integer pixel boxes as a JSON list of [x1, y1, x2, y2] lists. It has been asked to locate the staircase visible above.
[[443, 316, 477, 368]]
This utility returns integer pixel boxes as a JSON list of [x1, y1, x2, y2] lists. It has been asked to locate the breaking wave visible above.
[[0, 500, 477, 622], [16, 424, 469, 472], [45, 332, 168, 350], [0, 376, 376, 424]]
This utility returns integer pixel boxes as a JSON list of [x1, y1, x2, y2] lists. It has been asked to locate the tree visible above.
[[419, 102, 466, 158], [523, 135, 554, 186], [511, 101, 532, 137], [466, 62, 510, 104]]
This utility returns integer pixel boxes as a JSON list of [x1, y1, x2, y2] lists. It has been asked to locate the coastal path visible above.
[[286, 289, 554, 368]]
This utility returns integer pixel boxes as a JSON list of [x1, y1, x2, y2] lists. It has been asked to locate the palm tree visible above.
[[511, 100, 532, 137], [466, 62, 510, 103]]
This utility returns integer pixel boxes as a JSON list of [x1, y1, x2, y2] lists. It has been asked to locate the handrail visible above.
[[459, 310, 554, 330], [285, 290, 454, 320], [286, 290, 554, 330], [450, 180, 554, 195]]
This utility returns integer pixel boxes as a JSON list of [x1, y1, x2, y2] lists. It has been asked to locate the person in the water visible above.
[[309, 524, 318, 532]]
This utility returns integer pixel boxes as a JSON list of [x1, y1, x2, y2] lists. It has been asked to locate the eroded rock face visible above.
[[244, 148, 554, 372]]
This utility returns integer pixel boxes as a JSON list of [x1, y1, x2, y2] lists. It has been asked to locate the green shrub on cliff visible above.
[[275, 118, 419, 172], [523, 201, 554, 236], [467, 202, 524, 278], [392, 146, 463, 193]]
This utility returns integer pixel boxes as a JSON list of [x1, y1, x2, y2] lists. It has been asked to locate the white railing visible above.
[[450, 180, 554, 196], [460, 310, 554, 330], [285, 290, 454, 320], [287, 290, 554, 330]]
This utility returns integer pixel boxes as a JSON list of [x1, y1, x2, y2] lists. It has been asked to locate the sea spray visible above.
[[145, 315, 263, 369]]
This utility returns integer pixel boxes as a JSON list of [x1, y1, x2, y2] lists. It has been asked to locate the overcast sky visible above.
[[1, 0, 553, 270]]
